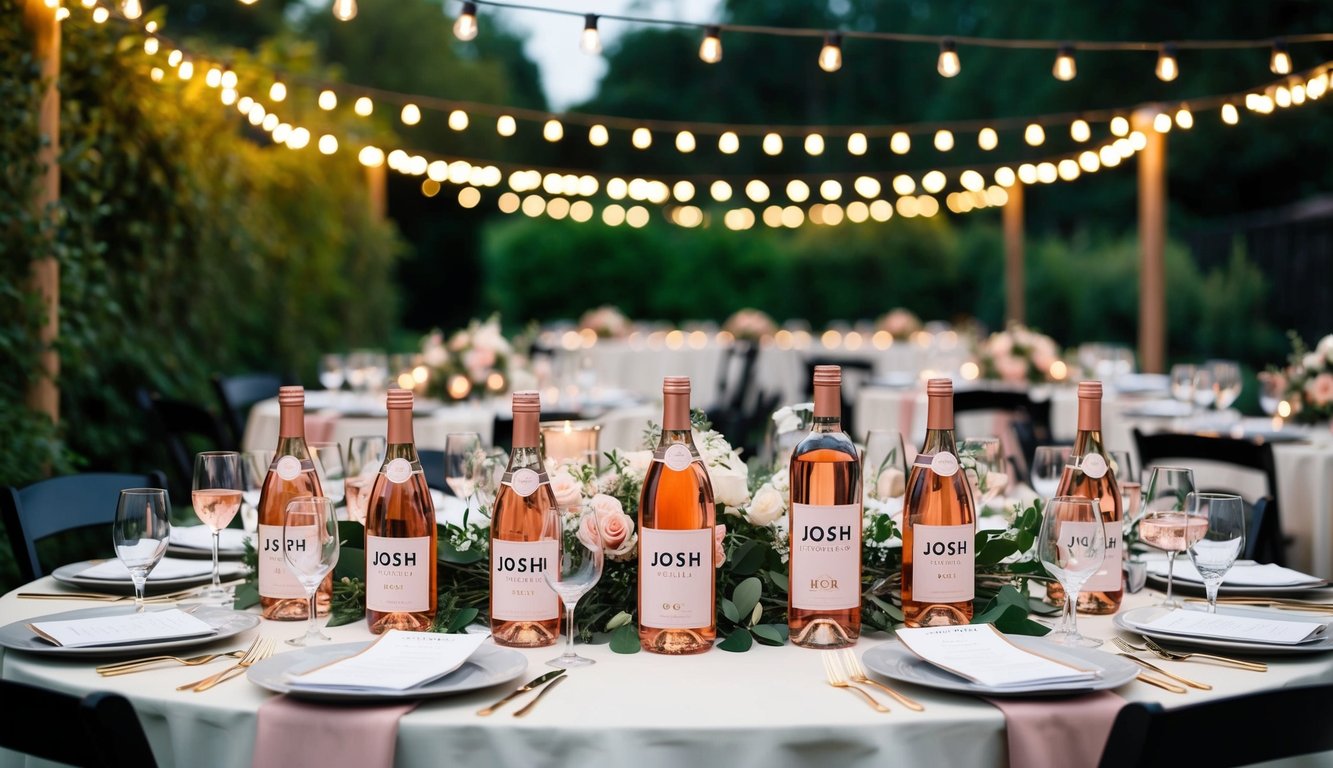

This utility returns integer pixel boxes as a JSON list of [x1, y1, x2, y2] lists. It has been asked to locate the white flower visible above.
[[621, 450, 653, 478], [1305, 353, 1325, 373], [746, 483, 786, 526], [772, 404, 812, 435], [548, 471, 583, 509], [473, 321, 512, 356], [423, 344, 447, 368], [708, 456, 750, 508], [1317, 334, 1333, 357]]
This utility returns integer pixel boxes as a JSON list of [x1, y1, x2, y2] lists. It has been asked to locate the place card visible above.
[[78, 557, 216, 581], [894, 624, 1099, 688], [289, 631, 489, 691], [1136, 609, 1327, 645], [27, 608, 216, 648]]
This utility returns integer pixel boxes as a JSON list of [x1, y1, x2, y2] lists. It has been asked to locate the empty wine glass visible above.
[[319, 354, 346, 392], [863, 430, 908, 516], [1169, 364, 1196, 407], [1107, 450, 1136, 484], [474, 447, 509, 513], [309, 442, 347, 513], [192, 451, 242, 604], [1258, 371, 1285, 418], [959, 437, 1007, 511], [542, 507, 604, 668], [444, 432, 484, 505], [1038, 496, 1106, 647], [1186, 492, 1246, 613], [240, 450, 272, 535], [1191, 367, 1216, 410], [1031, 445, 1070, 499], [282, 497, 340, 646], [345, 435, 386, 525], [113, 489, 171, 613], [1210, 361, 1242, 412], [1141, 465, 1198, 607]]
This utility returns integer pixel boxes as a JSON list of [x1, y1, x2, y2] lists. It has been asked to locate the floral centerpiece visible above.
[[723, 308, 778, 341], [876, 308, 922, 340], [975, 323, 1061, 384], [579, 305, 631, 338], [422, 314, 519, 401], [1272, 331, 1333, 424]]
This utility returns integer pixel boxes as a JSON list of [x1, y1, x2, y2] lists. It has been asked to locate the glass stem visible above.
[[564, 600, 577, 658], [1205, 579, 1220, 613], [132, 573, 147, 613], [1061, 584, 1076, 635], [307, 591, 319, 639], [211, 530, 222, 591], [1166, 551, 1177, 603]]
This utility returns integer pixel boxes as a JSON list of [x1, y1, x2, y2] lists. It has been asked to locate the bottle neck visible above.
[[925, 395, 953, 431], [512, 411, 539, 450], [662, 392, 690, 432], [920, 427, 958, 456], [812, 415, 841, 433], [508, 445, 543, 470], [1072, 428, 1105, 459], [278, 403, 305, 439], [813, 383, 841, 424], [386, 407, 414, 446], [1073, 396, 1104, 458], [383, 442, 420, 463], [659, 428, 697, 448]]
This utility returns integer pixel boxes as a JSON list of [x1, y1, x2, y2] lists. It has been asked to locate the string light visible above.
[[676, 130, 696, 152], [890, 132, 910, 154], [922, 170, 946, 194], [699, 25, 722, 63], [454, 1, 478, 41], [994, 167, 1016, 187], [804, 133, 825, 155], [205, 67, 222, 88], [710, 181, 732, 202], [448, 110, 469, 130], [319, 90, 337, 110], [673, 181, 695, 201], [143, 36, 159, 55], [818, 32, 842, 73], [978, 127, 997, 150], [1175, 105, 1193, 129], [1270, 40, 1292, 75], [820, 179, 842, 200], [631, 127, 652, 149], [269, 81, 287, 102], [934, 129, 954, 151], [54, 5, 69, 20], [762, 132, 783, 155], [91, 7, 109, 23], [580, 14, 602, 55], [718, 131, 739, 154], [787, 180, 810, 202], [319, 134, 338, 154], [937, 40, 960, 78], [178, 58, 194, 79], [1024, 123, 1045, 146], [847, 132, 867, 155], [1152, 111, 1172, 132], [1070, 119, 1090, 142], [543, 119, 564, 141], [1053, 45, 1076, 81], [354, 96, 373, 116], [892, 174, 915, 195], [120, 0, 142, 20], [1108, 115, 1128, 136], [167, 49, 182, 67], [1156, 44, 1179, 82], [221, 69, 237, 89], [401, 103, 421, 125], [332, 0, 357, 21], [745, 180, 770, 202], [587, 123, 607, 145], [1221, 102, 1240, 124]]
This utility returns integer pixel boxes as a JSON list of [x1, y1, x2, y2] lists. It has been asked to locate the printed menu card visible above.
[[289, 631, 489, 691], [28, 608, 216, 647], [894, 624, 1099, 688]]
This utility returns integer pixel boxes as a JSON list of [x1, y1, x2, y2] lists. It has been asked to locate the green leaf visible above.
[[446, 607, 479, 633], [720, 597, 740, 624], [730, 540, 766, 575], [609, 624, 641, 654], [334, 547, 365, 580], [606, 610, 632, 631], [976, 537, 1019, 566], [440, 538, 485, 565], [718, 631, 754, 652], [732, 577, 762, 619], [1028, 597, 1061, 616], [751, 623, 787, 646], [867, 594, 904, 622], [232, 581, 259, 610], [766, 569, 789, 593], [981, 604, 1051, 636]]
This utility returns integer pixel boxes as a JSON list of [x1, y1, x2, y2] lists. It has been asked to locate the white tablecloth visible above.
[[2, 578, 1332, 768]]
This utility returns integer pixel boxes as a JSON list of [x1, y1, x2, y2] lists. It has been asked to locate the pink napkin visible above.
[[304, 413, 339, 444], [252, 696, 417, 768], [986, 691, 1127, 768]]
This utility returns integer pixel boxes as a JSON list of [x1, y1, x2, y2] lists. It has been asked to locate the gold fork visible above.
[[177, 637, 274, 692], [838, 650, 925, 712], [822, 653, 888, 713], [96, 650, 245, 677], [1131, 636, 1268, 672], [1111, 641, 1211, 691]]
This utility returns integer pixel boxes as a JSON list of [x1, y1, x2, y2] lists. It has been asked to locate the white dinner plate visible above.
[[1115, 604, 1333, 655], [52, 559, 248, 595], [1144, 572, 1330, 597], [246, 641, 527, 701], [860, 635, 1139, 697], [0, 605, 259, 659], [166, 526, 249, 560]]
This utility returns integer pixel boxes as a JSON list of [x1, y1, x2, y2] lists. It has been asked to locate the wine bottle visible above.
[[257, 386, 329, 620], [364, 388, 438, 634], [1047, 380, 1124, 614], [902, 378, 976, 627], [788, 365, 861, 648], [490, 391, 560, 647], [638, 376, 715, 654]]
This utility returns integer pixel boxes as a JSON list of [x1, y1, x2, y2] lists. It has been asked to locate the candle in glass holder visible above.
[[540, 420, 600, 464]]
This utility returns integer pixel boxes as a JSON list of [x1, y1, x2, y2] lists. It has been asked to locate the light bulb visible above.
[[205, 68, 222, 88], [937, 40, 960, 78], [676, 130, 696, 153], [354, 96, 373, 116], [804, 133, 824, 155], [121, 0, 142, 20], [977, 127, 997, 150], [178, 59, 193, 80], [1024, 123, 1045, 146], [818, 32, 842, 73], [960, 170, 984, 192], [220, 88, 237, 105], [454, 1, 478, 41], [1175, 106, 1193, 129], [91, 6, 108, 22], [319, 135, 338, 154], [318, 90, 337, 110], [1070, 119, 1090, 142], [580, 14, 601, 55], [332, 0, 356, 21], [55, 7, 69, 22], [890, 131, 910, 154], [1270, 40, 1291, 75], [934, 129, 954, 152], [448, 110, 469, 130], [401, 104, 421, 125], [631, 127, 652, 149], [847, 132, 867, 155], [762, 132, 783, 155], [699, 26, 722, 63], [587, 123, 607, 145], [1156, 45, 1178, 82], [221, 70, 238, 89], [543, 119, 563, 142], [143, 36, 159, 55], [1053, 45, 1076, 81], [1110, 115, 1129, 136], [269, 81, 286, 102], [1153, 111, 1172, 132], [718, 131, 739, 154], [1221, 102, 1239, 125], [922, 171, 946, 194], [168, 49, 182, 67]]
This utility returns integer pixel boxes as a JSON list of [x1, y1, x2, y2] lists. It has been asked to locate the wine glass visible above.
[[282, 497, 340, 646], [1210, 361, 1242, 412], [959, 437, 1006, 511], [444, 432, 484, 506], [345, 435, 386, 525], [319, 354, 346, 392], [309, 442, 347, 513], [1169, 364, 1196, 407], [113, 489, 171, 613], [240, 450, 272, 535], [192, 451, 243, 604], [1037, 496, 1106, 647], [474, 447, 509, 513], [1140, 465, 1198, 607], [1191, 367, 1216, 411], [542, 507, 604, 668], [863, 430, 908, 516], [1031, 445, 1070, 499], [1186, 492, 1246, 613], [1107, 450, 1136, 485], [1258, 371, 1285, 418]]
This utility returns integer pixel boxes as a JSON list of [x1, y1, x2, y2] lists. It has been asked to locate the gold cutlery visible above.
[[837, 650, 925, 712], [822, 653, 888, 713], [1112, 646, 1211, 690], [1134, 673, 1188, 694], [96, 650, 245, 676], [19, 582, 243, 603], [512, 674, 566, 717], [177, 637, 275, 692], [476, 670, 565, 716], [1130, 637, 1268, 672]]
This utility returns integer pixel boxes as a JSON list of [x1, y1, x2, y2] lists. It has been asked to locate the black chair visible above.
[[1, 471, 168, 581], [713, 341, 768, 454], [803, 357, 875, 434], [0, 680, 158, 767], [1132, 428, 1285, 565], [418, 449, 448, 493], [212, 372, 282, 448], [954, 389, 1054, 480], [1098, 682, 1333, 768], [139, 391, 233, 501]]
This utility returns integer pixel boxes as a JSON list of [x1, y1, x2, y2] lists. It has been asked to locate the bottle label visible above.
[[1059, 520, 1123, 592], [508, 468, 541, 497], [911, 523, 974, 603], [491, 539, 559, 621], [366, 535, 431, 612], [385, 458, 412, 484], [914, 452, 959, 477], [275, 455, 301, 481], [661, 444, 693, 472], [640, 527, 712, 628], [790, 503, 861, 611], [1071, 453, 1108, 479], [257, 523, 316, 599]]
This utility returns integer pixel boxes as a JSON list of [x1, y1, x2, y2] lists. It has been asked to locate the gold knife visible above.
[[513, 674, 566, 718], [476, 669, 565, 716]]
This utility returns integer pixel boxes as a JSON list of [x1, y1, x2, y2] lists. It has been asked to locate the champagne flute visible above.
[[1211, 361, 1243, 412], [1186, 492, 1246, 613], [345, 435, 387, 525], [282, 497, 340, 646], [309, 442, 347, 513], [542, 507, 604, 668], [240, 450, 273, 535], [1031, 445, 1070, 499], [863, 430, 908, 516], [444, 432, 483, 505], [1037, 496, 1106, 647], [959, 437, 1006, 511], [1140, 465, 1198, 607], [113, 489, 171, 613], [192, 451, 243, 604]]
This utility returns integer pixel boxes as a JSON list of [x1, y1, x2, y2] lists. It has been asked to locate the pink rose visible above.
[[1307, 373, 1333, 406], [714, 524, 726, 567], [549, 472, 583, 510], [599, 512, 633, 550], [583, 493, 634, 551]]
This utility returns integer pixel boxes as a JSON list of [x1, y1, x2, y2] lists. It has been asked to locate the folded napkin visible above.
[[305, 413, 339, 444], [987, 692, 1127, 768], [253, 697, 417, 768], [170, 525, 250, 552], [1148, 560, 1324, 587], [78, 557, 216, 581]]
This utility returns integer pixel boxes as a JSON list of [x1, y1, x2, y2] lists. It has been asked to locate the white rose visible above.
[[622, 450, 653, 478], [772, 406, 802, 435], [1317, 334, 1333, 356], [548, 471, 583, 509], [747, 484, 786, 526], [875, 467, 905, 500], [708, 455, 751, 508], [1304, 352, 1323, 372]]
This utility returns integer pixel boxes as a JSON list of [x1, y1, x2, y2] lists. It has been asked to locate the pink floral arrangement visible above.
[[976, 323, 1061, 384], [579, 305, 631, 338], [1275, 332, 1333, 423], [421, 314, 516, 399], [876, 308, 922, 339], [723, 308, 778, 340]]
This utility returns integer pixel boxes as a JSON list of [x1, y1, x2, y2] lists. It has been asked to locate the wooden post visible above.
[[24, 0, 60, 425], [1133, 110, 1167, 373], [365, 163, 386, 221], [1003, 182, 1025, 325]]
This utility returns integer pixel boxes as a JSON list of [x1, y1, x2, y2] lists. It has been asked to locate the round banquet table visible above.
[[3, 579, 1333, 768]]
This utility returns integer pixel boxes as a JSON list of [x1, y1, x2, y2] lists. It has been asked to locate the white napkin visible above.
[[1149, 560, 1324, 587], [28, 608, 216, 648], [1134, 608, 1326, 645], [170, 525, 249, 552], [78, 557, 229, 581]]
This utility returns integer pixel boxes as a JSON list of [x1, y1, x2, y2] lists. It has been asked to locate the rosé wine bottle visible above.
[[490, 391, 561, 647], [364, 388, 438, 634], [257, 387, 329, 620], [902, 378, 976, 627], [638, 376, 716, 654], [1046, 381, 1124, 614], [788, 365, 862, 649]]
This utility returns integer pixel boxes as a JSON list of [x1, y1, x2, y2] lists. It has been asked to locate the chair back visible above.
[[141, 393, 232, 500], [1, 471, 168, 581], [418, 449, 448, 492], [212, 372, 282, 447], [0, 680, 158, 767], [953, 389, 1053, 481]]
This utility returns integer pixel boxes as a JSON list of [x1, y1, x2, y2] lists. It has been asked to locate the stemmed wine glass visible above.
[[1191, 367, 1217, 411], [240, 450, 273, 536], [1170, 364, 1196, 409], [444, 432, 484, 508], [1210, 361, 1243, 412], [959, 437, 1007, 511], [309, 442, 347, 515], [1037, 496, 1106, 647], [542, 507, 604, 668], [113, 489, 171, 613], [192, 451, 243, 604], [1258, 371, 1286, 419], [319, 354, 346, 392], [282, 497, 340, 646], [863, 430, 908, 516], [1031, 445, 1070, 499], [1140, 466, 1199, 607], [1186, 493, 1246, 613], [345, 435, 386, 525], [474, 447, 509, 513]]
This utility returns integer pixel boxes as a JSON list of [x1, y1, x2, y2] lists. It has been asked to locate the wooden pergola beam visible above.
[[1134, 110, 1167, 373], [1003, 182, 1025, 326], [24, 0, 60, 427]]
